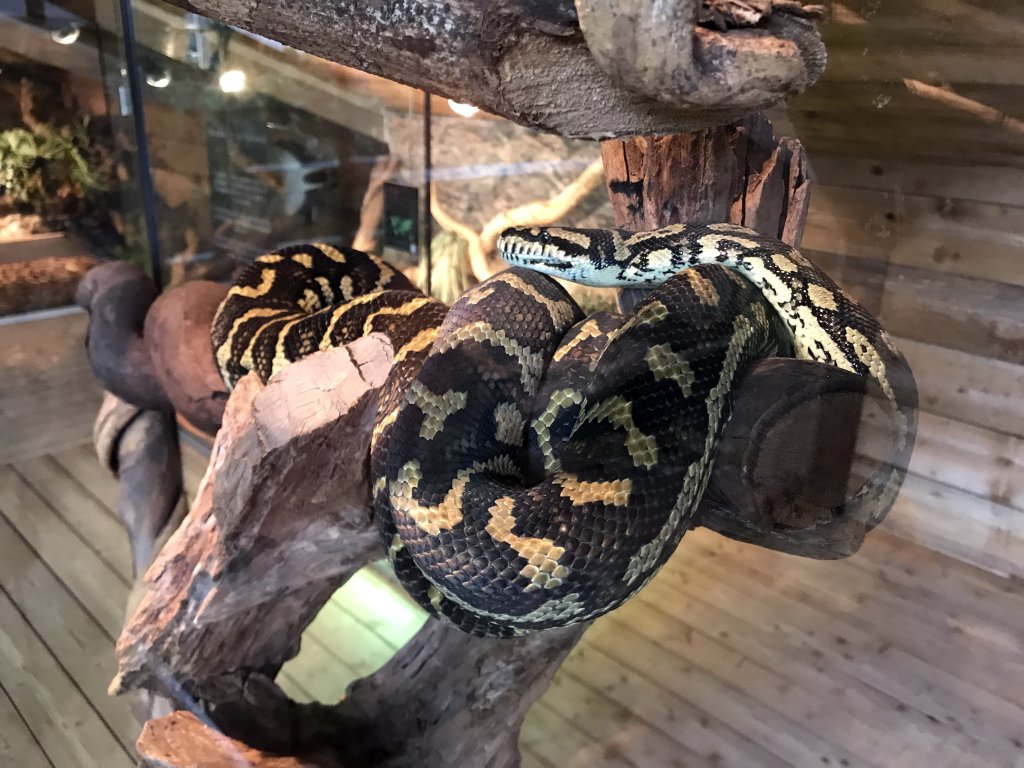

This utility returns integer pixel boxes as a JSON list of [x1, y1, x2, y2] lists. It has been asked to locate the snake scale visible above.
[[211, 223, 918, 637]]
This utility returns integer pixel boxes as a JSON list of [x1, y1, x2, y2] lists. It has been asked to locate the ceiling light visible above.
[[145, 70, 171, 88], [51, 25, 80, 45]]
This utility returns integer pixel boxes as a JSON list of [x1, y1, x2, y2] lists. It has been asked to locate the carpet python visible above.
[[211, 224, 917, 637]]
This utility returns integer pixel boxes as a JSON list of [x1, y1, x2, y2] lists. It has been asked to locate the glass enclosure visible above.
[[1, 0, 1022, 766]]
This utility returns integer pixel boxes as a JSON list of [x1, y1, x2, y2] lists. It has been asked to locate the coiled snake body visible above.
[[212, 224, 917, 637]]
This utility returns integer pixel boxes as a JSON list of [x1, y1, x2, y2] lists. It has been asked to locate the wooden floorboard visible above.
[[0, 450, 140, 768], [649, 537, 1024, 763], [547, 652, 784, 768], [520, 699, 636, 768], [628, 577, 996, 766], [0, 467, 129, 638], [10, 457, 133, 582], [626, 561, 984, 759], [0, 588, 134, 768], [581, 621, 861, 768], [687, 535, 1024, 698], [0, 516, 138, 754], [6, 439, 1023, 767], [47, 445, 122, 515], [0, 680, 52, 768]]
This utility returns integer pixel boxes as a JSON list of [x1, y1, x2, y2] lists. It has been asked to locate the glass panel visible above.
[[2, 2, 1023, 766], [0, 0, 136, 313], [124, 0, 426, 286]]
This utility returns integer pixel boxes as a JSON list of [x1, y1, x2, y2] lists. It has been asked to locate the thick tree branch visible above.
[[159, 0, 824, 138]]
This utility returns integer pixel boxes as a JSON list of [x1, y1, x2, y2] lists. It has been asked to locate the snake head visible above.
[[497, 226, 628, 286]]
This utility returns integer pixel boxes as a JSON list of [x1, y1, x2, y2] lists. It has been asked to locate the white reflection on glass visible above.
[[218, 68, 247, 93]]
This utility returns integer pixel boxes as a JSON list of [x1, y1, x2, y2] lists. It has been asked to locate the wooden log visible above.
[[575, 0, 826, 108], [702, 359, 886, 557], [76, 262, 172, 412], [599, 115, 889, 556], [138, 711, 317, 768], [94, 392, 186, 726], [603, 114, 810, 314], [118, 302, 891, 766], [160, 0, 824, 139], [111, 338, 391, 697], [331, 620, 587, 768], [125, 339, 888, 767], [144, 280, 230, 436], [93, 392, 185, 578], [600, 113, 810, 238], [79, 262, 229, 436], [182, 622, 589, 768]]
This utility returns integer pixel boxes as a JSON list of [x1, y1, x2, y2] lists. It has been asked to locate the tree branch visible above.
[[159, 0, 824, 138]]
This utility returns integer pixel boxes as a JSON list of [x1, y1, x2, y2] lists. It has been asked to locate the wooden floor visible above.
[[1, 440, 1022, 768]]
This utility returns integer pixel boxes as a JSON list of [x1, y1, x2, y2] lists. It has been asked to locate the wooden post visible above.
[[600, 114, 882, 557], [602, 112, 810, 311]]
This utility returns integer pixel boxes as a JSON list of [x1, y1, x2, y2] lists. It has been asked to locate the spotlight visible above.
[[447, 99, 479, 118], [51, 24, 80, 45], [145, 69, 172, 88], [218, 69, 246, 93]]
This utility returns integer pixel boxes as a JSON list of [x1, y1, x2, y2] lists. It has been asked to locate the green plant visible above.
[[0, 119, 107, 216]]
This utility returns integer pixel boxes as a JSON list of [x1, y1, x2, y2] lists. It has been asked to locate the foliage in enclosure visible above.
[[0, 118, 108, 217]]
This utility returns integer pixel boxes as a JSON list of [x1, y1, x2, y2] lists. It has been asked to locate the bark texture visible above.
[[139, 712, 317, 768], [160, 0, 824, 138], [112, 338, 392, 697], [600, 112, 810, 238], [576, 0, 826, 109]]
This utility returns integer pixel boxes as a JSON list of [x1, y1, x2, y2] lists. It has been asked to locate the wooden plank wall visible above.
[[766, 0, 1024, 576]]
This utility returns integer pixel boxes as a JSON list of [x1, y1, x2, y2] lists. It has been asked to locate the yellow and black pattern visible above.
[[212, 242, 430, 386], [385, 266, 785, 636], [211, 224, 917, 638], [500, 222, 919, 534]]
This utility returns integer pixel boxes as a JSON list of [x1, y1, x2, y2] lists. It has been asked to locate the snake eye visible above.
[[540, 231, 552, 244]]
